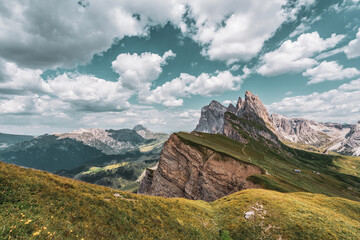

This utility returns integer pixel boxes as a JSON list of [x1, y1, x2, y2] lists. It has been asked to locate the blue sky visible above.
[[0, 0, 360, 135]]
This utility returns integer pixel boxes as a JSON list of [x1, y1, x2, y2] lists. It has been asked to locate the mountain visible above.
[[55, 127, 146, 155], [0, 126, 168, 191], [1, 159, 360, 239], [193, 91, 360, 156], [0, 134, 104, 172], [336, 121, 360, 155], [195, 91, 277, 136], [271, 114, 360, 155], [0, 132, 33, 150], [139, 91, 360, 202], [194, 100, 228, 133]]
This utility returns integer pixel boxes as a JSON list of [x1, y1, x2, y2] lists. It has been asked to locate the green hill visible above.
[[176, 131, 360, 201], [1, 161, 359, 239]]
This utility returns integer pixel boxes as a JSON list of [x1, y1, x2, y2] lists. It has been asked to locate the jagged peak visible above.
[[227, 103, 237, 114], [208, 100, 225, 108]]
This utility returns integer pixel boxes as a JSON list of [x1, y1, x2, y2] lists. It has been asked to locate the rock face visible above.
[[57, 128, 140, 155], [194, 100, 228, 133], [138, 134, 262, 202], [236, 91, 276, 134], [271, 114, 360, 155], [336, 122, 360, 156], [194, 91, 279, 145], [271, 114, 350, 146]]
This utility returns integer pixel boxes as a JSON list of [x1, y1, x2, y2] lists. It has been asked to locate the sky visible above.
[[0, 0, 360, 135]]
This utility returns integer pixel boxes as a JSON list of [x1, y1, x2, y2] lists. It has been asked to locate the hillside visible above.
[[1, 161, 359, 240], [140, 91, 360, 201], [175, 130, 360, 201], [0, 133, 33, 150]]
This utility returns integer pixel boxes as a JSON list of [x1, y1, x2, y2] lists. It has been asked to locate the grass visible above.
[[1, 161, 359, 239], [176, 131, 360, 201]]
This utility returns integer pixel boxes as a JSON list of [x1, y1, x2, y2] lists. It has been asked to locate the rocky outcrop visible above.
[[194, 100, 228, 133], [224, 112, 280, 147], [194, 91, 279, 146], [138, 134, 262, 202], [236, 91, 277, 134], [336, 121, 360, 156], [271, 114, 356, 153]]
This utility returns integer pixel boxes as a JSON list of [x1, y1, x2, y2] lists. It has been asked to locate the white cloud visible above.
[[112, 50, 175, 91], [303, 61, 360, 84], [289, 23, 311, 38], [48, 73, 131, 112], [258, 32, 345, 76], [338, 78, 360, 90], [268, 78, 360, 123], [141, 69, 247, 106], [344, 28, 360, 59], [0, 59, 51, 94], [184, 0, 287, 63], [0, 0, 185, 69], [0, 94, 68, 115]]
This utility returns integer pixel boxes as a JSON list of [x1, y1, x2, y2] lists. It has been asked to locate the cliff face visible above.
[[336, 121, 360, 156], [138, 134, 262, 202], [194, 100, 228, 134]]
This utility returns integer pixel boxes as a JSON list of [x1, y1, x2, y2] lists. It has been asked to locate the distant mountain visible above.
[[331, 121, 360, 156], [0, 134, 104, 172], [192, 91, 360, 156], [0, 132, 33, 150], [0, 125, 168, 174], [272, 114, 360, 156]]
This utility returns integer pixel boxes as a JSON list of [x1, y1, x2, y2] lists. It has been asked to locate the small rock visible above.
[[114, 193, 122, 198], [244, 210, 255, 219]]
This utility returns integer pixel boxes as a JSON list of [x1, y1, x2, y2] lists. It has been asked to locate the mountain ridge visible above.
[[139, 91, 360, 201]]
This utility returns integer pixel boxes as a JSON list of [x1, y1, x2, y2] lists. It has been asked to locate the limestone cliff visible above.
[[138, 134, 262, 202], [194, 100, 228, 134]]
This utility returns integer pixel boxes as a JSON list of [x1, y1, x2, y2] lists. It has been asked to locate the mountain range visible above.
[[139, 91, 360, 202], [1, 91, 360, 239], [0, 125, 168, 191], [194, 91, 360, 156]]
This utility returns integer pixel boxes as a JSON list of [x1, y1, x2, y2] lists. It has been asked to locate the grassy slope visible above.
[[176, 132, 360, 201], [1, 161, 360, 240]]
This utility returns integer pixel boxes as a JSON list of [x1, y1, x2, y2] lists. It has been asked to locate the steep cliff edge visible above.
[[138, 134, 262, 201]]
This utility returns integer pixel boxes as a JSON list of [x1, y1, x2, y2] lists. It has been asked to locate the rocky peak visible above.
[[237, 91, 276, 133], [227, 103, 237, 114], [194, 100, 228, 134], [236, 96, 244, 111], [194, 91, 277, 136]]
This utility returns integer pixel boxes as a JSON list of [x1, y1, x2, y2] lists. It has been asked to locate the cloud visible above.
[[338, 78, 360, 90], [140, 69, 248, 106], [289, 16, 321, 38], [0, 59, 51, 94], [268, 78, 360, 123], [112, 50, 175, 91], [0, 94, 68, 115], [257, 32, 345, 76], [303, 61, 360, 84], [0, 0, 185, 69], [183, 0, 288, 63], [344, 28, 360, 59], [48, 73, 131, 112]]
